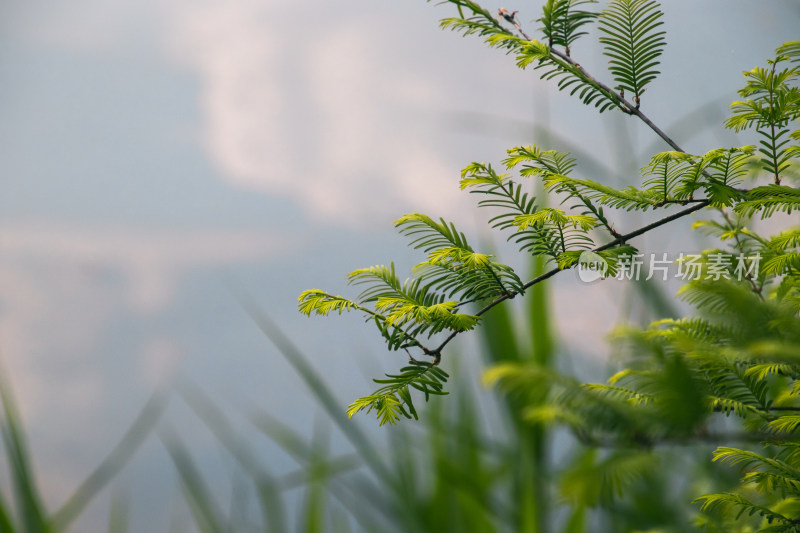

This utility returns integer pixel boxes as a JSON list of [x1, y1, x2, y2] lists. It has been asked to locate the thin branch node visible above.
[[404, 348, 419, 363]]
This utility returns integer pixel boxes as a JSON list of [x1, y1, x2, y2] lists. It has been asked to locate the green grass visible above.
[[0, 281, 734, 532], [0, 369, 166, 533]]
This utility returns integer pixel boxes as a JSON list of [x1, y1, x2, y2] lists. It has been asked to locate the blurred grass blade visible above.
[[425, 385, 498, 533], [331, 507, 353, 533], [528, 255, 555, 368], [0, 492, 15, 533], [250, 412, 314, 466], [0, 370, 50, 533], [160, 430, 226, 533], [381, 427, 417, 529], [299, 422, 330, 533], [235, 292, 389, 480], [279, 458, 362, 491], [252, 412, 387, 531], [250, 413, 362, 488], [525, 254, 555, 533], [477, 290, 521, 366], [478, 250, 557, 533], [106, 490, 129, 533], [179, 383, 373, 531], [227, 471, 249, 533], [560, 505, 585, 533], [53, 392, 168, 531], [255, 477, 288, 533], [176, 382, 289, 532]]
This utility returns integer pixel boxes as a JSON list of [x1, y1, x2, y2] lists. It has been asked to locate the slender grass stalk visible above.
[[52, 392, 168, 531]]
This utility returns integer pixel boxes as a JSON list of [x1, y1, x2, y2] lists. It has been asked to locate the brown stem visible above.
[[431, 200, 711, 357], [498, 9, 685, 153]]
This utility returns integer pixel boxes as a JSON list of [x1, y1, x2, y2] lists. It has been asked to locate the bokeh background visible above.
[[0, 0, 797, 530]]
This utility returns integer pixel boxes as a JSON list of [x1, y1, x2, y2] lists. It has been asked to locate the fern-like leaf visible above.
[[395, 213, 472, 254], [347, 264, 478, 336], [538, 0, 598, 54], [396, 212, 523, 299], [298, 290, 361, 317], [734, 185, 800, 219], [725, 48, 800, 184], [544, 174, 659, 211], [504, 145, 577, 176], [562, 451, 656, 504], [695, 492, 794, 524], [712, 447, 800, 485], [347, 361, 449, 426], [511, 208, 597, 259], [769, 416, 800, 434], [641, 150, 694, 202], [598, 0, 666, 104], [583, 383, 653, 406], [529, 46, 621, 112]]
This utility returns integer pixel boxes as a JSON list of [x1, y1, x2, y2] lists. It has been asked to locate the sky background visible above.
[[0, 0, 798, 531]]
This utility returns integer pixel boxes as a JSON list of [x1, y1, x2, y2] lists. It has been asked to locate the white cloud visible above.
[[161, 0, 474, 226], [165, 0, 289, 182], [0, 221, 289, 422], [8, 0, 511, 227]]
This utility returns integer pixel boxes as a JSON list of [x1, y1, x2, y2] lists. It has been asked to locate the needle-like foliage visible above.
[[345, 361, 450, 426], [539, 0, 599, 54], [299, 6, 800, 529], [726, 48, 800, 184], [598, 0, 665, 104], [301, 0, 800, 436]]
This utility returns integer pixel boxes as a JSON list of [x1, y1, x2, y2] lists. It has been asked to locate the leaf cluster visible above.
[[298, 213, 522, 424], [346, 361, 450, 426], [488, 226, 800, 529], [539, 0, 598, 53], [726, 43, 800, 184], [598, 0, 665, 103], [298, 1, 800, 530], [301, 35, 800, 428]]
